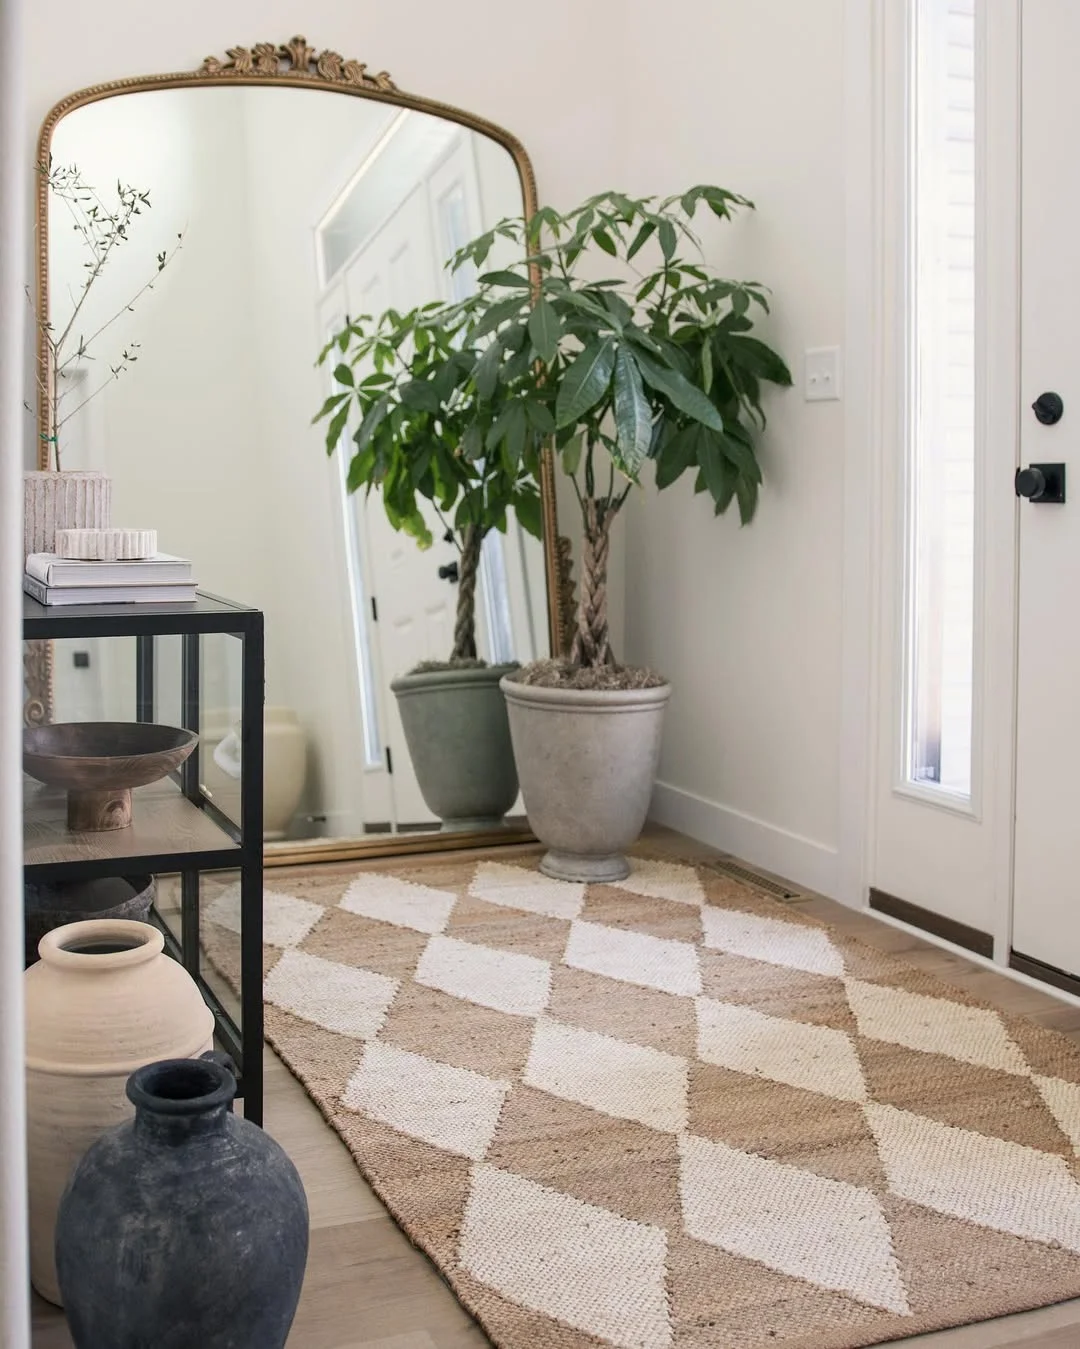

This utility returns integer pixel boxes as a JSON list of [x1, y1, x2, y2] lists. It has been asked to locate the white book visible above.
[[24, 575, 198, 607], [25, 551, 194, 587]]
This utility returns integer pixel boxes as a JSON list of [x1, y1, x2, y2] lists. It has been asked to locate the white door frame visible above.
[[840, 1, 1026, 967]]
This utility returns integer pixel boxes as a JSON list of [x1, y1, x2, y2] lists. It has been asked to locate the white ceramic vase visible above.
[[23, 470, 112, 565], [204, 706, 307, 840], [24, 919, 214, 1305]]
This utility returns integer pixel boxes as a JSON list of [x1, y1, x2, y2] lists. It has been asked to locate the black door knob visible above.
[[1015, 462, 1066, 503], [437, 561, 460, 583], [1016, 466, 1048, 500], [1033, 391, 1064, 425]]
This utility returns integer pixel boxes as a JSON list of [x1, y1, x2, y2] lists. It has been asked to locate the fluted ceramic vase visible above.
[[23, 470, 112, 565], [56, 1055, 309, 1349], [25, 919, 214, 1304]]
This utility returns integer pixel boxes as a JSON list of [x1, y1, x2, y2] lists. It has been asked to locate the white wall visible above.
[[22, 0, 854, 897], [620, 0, 848, 896]]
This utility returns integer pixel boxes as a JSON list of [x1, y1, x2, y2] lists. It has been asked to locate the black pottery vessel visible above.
[[55, 1053, 308, 1349]]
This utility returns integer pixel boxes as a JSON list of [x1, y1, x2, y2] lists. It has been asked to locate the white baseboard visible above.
[[649, 781, 842, 901]]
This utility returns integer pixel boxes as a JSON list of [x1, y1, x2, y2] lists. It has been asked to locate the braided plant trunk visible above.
[[451, 524, 483, 662], [570, 498, 617, 667]]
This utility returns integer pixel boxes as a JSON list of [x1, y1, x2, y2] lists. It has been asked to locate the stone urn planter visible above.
[[391, 663, 519, 830], [23, 470, 112, 564], [501, 676, 672, 882], [56, 1054, 309, 1349], [23, 873, 154, 968], [24, 919, 215, 1304]]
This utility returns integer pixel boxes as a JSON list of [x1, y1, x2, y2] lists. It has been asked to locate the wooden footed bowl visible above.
[[23, 723, 199, 833]]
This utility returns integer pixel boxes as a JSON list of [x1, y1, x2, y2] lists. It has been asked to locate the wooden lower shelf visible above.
[[23, 777, 240, 867]]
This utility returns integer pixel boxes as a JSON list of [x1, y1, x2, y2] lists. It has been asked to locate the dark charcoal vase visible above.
[[55, 1054, 309, 1349]]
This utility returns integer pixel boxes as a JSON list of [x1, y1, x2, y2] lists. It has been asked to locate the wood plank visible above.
[[24, 778, 238, 866]]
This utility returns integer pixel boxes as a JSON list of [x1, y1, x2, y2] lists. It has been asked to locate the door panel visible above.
[[1010, 0, 1080, 974]]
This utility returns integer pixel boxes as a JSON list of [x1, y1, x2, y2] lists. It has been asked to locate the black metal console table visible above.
[[22, 592, 265, 1124]]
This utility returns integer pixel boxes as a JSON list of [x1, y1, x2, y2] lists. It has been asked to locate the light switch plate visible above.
[[804, 346, 842, 402]]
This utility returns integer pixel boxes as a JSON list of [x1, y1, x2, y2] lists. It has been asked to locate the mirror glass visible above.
[[44, 86, 548, 846]]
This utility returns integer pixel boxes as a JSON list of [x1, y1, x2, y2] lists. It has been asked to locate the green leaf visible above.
[[654, 424, 698, 489], [312, 390, 348, 424], [720, 430, 763, 484], [626, 220, 656, 260], [474, 340, 502, 399], [554, 337, 616, 429], [612, 346, 653, 477], [355, 392, 392, 452], [561, 432, 584, 476], [324, 400, 351, 454], [527, 297, 562, 364], [478, 269, 532, 288], [726, 335, 794, 386], [513, 489, 543, 539], [593, 226, 617, 256], [469, 294, 528, 341], [400, 379, 441, 413], [658, 219, 677, 261], [635, 351, 724, 432], [332, 363, 354, 388], [525, 400, 555, 434], [461, 423, 484, 461], [735, 474, 759, 524], [701, 340, 713, 395], [698, 428, 738, 513]]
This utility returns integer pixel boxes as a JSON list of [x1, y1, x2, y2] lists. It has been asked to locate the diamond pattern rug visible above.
[[201, 849, 1080, 1349]]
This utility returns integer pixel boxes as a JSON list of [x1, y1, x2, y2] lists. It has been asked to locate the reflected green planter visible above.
[[390, 664, 519, 831]]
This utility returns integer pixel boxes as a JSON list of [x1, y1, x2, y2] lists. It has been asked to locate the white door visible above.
[[343, 185, 460, 827], [1010, 0, 1080, 981]]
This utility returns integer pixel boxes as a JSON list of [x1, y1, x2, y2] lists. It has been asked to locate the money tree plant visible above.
[[451, 185, 793, 671], [315, 305, 542, 665]]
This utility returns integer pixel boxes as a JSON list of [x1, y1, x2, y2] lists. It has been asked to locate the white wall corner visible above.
[[835, 0, 882, 910], [650, 781, 841, 902]]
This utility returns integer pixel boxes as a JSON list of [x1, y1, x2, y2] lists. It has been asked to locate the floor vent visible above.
[[706, 859, 806, 902]]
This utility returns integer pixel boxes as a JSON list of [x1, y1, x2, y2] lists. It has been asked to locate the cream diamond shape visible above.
[[1034, 1075, 1080, 1155], [343, 1041, 508, 1161], [469, 860, 585, 920], [416, 934, 551, 1018], [264, 949, 397, 1039], [696, 997, 867, 1102], [845, 979, 1028, 1075], [865, 1102, 1080, 1253], [679, 1133, 910, 1315], [460, 1164, 672, 1349], [565, 919, 702, 997], [339, 872, 457, 935], [612, 858, 704, 906], [701, 907, 845, 978], [525, 1017, 688, 1134], [206, 883, 322, 948]]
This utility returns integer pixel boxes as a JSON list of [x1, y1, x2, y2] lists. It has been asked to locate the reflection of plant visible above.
[[315, 306, 542, 666], [33, 162, 183, 470], [450, 188, 793, 670]]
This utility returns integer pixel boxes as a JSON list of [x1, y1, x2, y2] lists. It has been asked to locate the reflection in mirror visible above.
[[45, 87, 548, 845]]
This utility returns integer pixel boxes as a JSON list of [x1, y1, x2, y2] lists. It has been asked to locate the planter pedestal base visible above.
[[441, 815, 507, 834], [540, 848, 630, 884]]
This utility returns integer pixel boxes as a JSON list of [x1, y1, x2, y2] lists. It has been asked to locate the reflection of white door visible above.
[[343, 186, 459, 826], [1009, 0, 1080, 980]]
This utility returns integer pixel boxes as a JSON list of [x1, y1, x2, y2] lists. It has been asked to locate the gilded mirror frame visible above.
[[30, 36, 571, 867]]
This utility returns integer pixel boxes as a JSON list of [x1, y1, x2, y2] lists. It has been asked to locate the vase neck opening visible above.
[[40, 918, 164, 971], [128, 1057, 236, 1143]]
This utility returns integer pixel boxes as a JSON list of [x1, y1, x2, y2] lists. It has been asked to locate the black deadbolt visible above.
[[438, 561, 460, 583], [1033, 391, 1064, 425], [1015, 462, 1066, 503]]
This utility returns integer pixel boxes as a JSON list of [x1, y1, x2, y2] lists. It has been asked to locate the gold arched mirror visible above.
[[29, 37, 565, 865]]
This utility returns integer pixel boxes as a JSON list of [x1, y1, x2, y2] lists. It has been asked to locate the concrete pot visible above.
[[501, 676, 672, 882], [24, 919, 215, 1304], [391, 664, 519, 831]]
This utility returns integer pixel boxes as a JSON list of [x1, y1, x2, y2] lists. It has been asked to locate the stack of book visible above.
[[24, 552, 198, 606]]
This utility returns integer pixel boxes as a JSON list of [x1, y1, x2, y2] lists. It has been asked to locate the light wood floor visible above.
[[30, 829, 1080, 1348]]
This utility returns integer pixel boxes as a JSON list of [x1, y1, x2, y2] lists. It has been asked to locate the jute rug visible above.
[[201, 849, 1080, 1349]]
